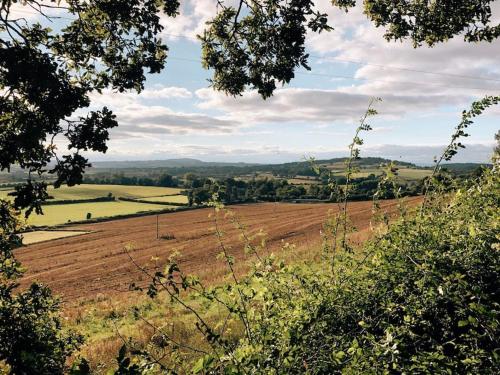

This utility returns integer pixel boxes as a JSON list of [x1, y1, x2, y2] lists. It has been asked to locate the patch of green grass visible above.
[[397, 168, 432, 180], [26, 201, 175, 226], [331, 169, 382, 178], [47, 184, 183, 200], [0, 184, 183, 202]]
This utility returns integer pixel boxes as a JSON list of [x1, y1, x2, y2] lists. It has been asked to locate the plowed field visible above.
[[16, 199, 420, 301]]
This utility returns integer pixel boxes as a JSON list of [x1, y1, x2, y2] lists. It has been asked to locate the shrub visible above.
[[0, 201, 83, 374]]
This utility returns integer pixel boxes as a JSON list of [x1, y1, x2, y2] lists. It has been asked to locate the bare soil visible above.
[[16, 199, 419, 301]]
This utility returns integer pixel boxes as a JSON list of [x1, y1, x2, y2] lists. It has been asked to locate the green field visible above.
[[25, 201, 174, 227], [397, 168, 432, 180], [0, 184, 183, 201], [0, 184, 187, 227], [328, 167, 431, 180], [330, 169, 382, 178], [45, 184, 182, 200], [141, 195, 189, 204]]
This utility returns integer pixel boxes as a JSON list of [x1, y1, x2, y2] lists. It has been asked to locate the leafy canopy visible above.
[[201, 0, 500, 97], [1, 0, 180, 215]]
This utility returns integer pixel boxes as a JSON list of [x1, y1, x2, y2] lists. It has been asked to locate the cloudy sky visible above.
[[21, 1, 500, 164]]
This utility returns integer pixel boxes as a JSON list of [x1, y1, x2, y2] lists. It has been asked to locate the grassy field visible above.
[[0, 184, 186, 227], [0, 184, 183, 201], [25, 201, 174, 226], [141, 195, 189, 204], [328, 167, 431, 180], [46, 184, 183, 200], [397, 168, 432, 180], [287, 178, 319, 185]]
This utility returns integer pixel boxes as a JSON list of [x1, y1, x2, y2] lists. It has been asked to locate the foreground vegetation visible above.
[[89, 160, 497, 374]]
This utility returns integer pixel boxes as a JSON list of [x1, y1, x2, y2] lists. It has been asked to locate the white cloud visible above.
[[160, 0, 225, 40], [196, 87, 464, 124], [139, 85, 192, 99], [7, 1, 68, 21], [88, 86, 239, 136], [111, 104, 236, 136]]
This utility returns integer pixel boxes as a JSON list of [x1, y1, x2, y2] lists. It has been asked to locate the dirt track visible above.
[[16, 199, 419, 301]]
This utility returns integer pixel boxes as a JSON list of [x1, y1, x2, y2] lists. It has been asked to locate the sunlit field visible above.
[[25, 201, 175, 226]]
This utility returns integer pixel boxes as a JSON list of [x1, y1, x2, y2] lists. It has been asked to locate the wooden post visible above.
[[156, 215, 159, 239]]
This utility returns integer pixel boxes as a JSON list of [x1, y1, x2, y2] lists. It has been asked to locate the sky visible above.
[[13, 1, 500, 164]]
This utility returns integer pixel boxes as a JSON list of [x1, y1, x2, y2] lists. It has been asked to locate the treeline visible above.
[[187, 174, 423, 205], [83, 173, 179, 187], [85, 157, 419, 180]]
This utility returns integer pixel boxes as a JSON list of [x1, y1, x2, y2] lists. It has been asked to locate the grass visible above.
[[26, 201, 175, 227], [140, 195, 189, 204], [0, 184, 183, 201], [328, 167, 431, 181], [397, 168, 432, 180], [46, 184, 183, 200], [0, 184, 185, 227], [331, 169, 382, 178]]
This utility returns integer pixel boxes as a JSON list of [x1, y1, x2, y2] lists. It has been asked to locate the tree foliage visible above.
[[0, 1, 180, 371], [200, 0, 332, 98], [202, 0, 500, 96], [0, 0, 180, 214], [361, 0, 500, 46]]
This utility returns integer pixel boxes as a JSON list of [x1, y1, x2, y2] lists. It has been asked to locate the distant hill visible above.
[[90, 158, 259, 169], [1, 158, 490, 185], [90, 157, 415, 170]]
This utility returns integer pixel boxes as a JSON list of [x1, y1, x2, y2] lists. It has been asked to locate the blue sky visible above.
[[14, 1, 500, 164]]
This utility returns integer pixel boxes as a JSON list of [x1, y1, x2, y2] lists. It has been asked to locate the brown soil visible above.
[[16, 199, 420, 301]]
